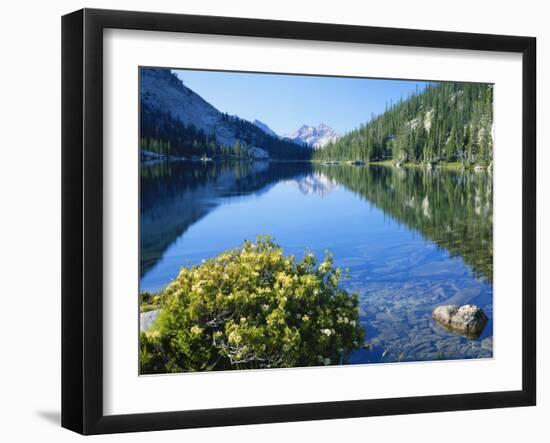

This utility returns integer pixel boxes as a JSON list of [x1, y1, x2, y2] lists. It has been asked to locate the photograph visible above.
[[138, 67, 494, 375], [0, 0, 543, 440]]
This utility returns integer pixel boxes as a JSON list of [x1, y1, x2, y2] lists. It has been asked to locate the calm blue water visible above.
[[140, 161, 493, 363]]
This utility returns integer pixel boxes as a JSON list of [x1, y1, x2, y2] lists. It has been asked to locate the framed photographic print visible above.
[[61, 8, 536, 434]]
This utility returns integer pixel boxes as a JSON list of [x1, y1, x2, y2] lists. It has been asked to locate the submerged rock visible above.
[[432, 304, 488, 339]]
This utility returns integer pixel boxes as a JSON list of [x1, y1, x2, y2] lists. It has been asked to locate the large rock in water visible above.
[[432, 304, 488, 339]]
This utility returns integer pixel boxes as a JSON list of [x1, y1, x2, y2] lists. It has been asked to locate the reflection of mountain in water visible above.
[[141, 161, 492, 284], [286, 172, 337, 196], [140, 161, 312, 276], [316, 164, 493, 282]]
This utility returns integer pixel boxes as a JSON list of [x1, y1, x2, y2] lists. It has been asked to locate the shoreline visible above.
[[140, 154, 492, 172], [372, 161, 491, 171], [312, 159, 491, 171]]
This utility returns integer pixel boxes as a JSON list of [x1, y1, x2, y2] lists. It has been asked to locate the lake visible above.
[[140, 160, 493, 364]]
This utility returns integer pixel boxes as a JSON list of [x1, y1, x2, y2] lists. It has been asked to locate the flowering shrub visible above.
[[140, 236, 364, 373]]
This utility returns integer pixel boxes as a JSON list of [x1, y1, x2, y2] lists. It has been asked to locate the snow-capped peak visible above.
[[285, 123, 341, 149]]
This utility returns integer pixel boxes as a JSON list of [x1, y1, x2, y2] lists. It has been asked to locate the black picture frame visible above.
[[61, 8, 536, 435]]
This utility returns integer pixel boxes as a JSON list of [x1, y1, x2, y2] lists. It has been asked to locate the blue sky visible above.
[[173, 69, 429, 136]]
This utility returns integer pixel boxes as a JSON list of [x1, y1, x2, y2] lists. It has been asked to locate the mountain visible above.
[[313, 82, 493, 166], [285, 124, 341, 149], [253, 119, 279, 138], [139, 68, 311, 160], [141, 68, 237, 147]]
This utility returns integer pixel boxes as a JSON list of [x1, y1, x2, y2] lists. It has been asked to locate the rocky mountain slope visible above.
[[140, 68, 238, 147], [140, 68, 311, 160], [253, 119, 279, 138]]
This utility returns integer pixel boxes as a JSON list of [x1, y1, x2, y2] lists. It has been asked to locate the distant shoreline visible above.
[[140, 154, 492, 172], [311, 159, 492, 171]]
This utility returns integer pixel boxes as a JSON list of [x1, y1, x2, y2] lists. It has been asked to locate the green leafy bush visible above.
[[140, 236, 364, 373]]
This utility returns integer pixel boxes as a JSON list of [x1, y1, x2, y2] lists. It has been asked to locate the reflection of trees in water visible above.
[[140, 161, 313, 276], [316, 164, 493, 282], [141, 161, 492, 284]]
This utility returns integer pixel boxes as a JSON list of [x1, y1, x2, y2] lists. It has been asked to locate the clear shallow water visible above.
[[140, 161, 493, 363]]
